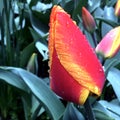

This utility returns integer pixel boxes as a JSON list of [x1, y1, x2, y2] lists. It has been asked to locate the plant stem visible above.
[[84, 98, 95, 120], [98, 55, 105, 65], [91, 32, 97, 47]]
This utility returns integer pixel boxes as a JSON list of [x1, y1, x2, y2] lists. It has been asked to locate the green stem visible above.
[[84, 98, 95, 120], [98, 55, 105, 65], [100, 80, 108, 100], [91, 32, 97, 47], [118, 17, 120, 23]]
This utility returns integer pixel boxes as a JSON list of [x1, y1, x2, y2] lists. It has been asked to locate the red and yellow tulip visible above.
[[115, 0, 120, 17], [96, 26, 120, 58], [48, 5, 105, 105], [82, 7, 96, 33]]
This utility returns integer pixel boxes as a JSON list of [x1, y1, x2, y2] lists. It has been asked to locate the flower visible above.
[[95, 26, 120, 58], [82, 7, 96, 33], [115, 0, 120, 17], [27, 53, 37, 74], [48, 5, 105, 105]]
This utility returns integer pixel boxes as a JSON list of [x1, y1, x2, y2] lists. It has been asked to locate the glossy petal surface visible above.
[[96, 26, 120, 58], [49, 6, 105, 104]]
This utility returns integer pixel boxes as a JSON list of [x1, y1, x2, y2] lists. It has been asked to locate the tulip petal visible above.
[[96, 26, 120, 58], [49, 6, 105, 104], [50, 48, 89, 104], [115, 0, 120, 17]]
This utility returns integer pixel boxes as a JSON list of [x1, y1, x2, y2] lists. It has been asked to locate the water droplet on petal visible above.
[[66, 21, 69, 27], [70, 38, 73, 45], [66, 46, 69, 50], [77, 71, 81, 76], [78, 53, 82, 59]]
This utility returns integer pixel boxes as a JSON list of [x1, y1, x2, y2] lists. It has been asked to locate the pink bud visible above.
[[115, 0, 120, 17], [96, 26, 120, 58], [82, 7, 96, 33]]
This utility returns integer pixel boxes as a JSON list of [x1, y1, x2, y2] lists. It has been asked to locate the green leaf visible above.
[[95, 17, 119, 28], [94, 109, 115, 120], [104, 59, 118, 75], [20, 42, 36, 67], [93, 101, 115, 120], [52, 0, 62, 5], [104, 52, 120, 75], [84, 30, 95, 48], [107, 0, 117, 6], [0, 68, 28, 91], [29, 27, 41, 41], [35, 41, 48, 60], [0, 0, 3, 14], [94, 7, 103, 18], [32, 2, 52, 12], [29, 9, 48, 37], [101, 6, 117, 37], [29, 27, 48, 44], [9, 67, 65, 120], [31, 94, 45, 120], [93, 101, 110, 115], [0, 67, 65, 119], [72, 0, 88, 23], [99, 100, 120, 120], [88, 0, 101, 13], [63, 103, 85, 120], [22, 93, 32, 120], [61, 0, 74, 15], [107, 68, 120, 102]]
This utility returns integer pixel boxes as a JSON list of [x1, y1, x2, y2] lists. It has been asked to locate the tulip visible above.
[[115, 0, 120, 17], [48, 5, 105, 105], [96, 26, 120, 58], [27, 53, 38, 74], [82, 7, 96, 33]]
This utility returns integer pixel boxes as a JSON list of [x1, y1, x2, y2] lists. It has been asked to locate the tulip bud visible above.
[[82, 7, 96, 33], [115, 0, 120, 17], [27, 53, 38, 74], [49, 6, 105, 105], [96, 26, 120, 58]]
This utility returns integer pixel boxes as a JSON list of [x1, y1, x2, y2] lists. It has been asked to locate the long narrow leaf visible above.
[[3, 67, 65, 120], [0, 68, 28, 91], [95, 17, 119, 27], [107, 68, 120, 102]]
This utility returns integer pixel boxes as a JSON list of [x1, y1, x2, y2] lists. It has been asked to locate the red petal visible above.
[[49, 6, 105, 104], [50, 48, 89, 104]]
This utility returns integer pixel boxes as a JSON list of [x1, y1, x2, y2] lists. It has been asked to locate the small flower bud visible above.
[[82, 7, 96, 33], [115, 0, 120, 17], [96, 26, 120, 58], [27, 53, 38, 74]]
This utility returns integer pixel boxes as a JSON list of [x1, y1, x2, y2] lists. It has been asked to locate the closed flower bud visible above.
[[82, 7, 96, 33], [49, 6, 105, 105], [115, 0, 120, 17], [27, 53, 38, 74], [96, 26, 120, 58]]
